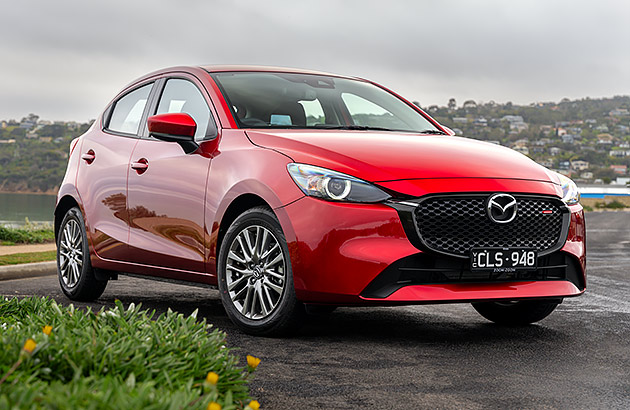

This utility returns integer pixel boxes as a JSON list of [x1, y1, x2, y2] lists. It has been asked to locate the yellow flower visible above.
[[23, 338, 37, 354], [247, 400, 260, 410], [246, 355, 261, 370], [207, 402, 221, 410], [206, 371, 219, 385], [43, 325, 52, 336]]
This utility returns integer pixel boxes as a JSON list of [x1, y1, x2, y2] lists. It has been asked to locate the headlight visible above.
[[287, 163, 390, 203], [557, 173, 580, 205]]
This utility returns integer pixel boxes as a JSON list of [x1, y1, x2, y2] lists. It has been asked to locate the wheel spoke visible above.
[[264, 252, 283, 269], [260, 243, 278, 261], [257, 286, 269, 316], [263, 278, 284, 295], [236, 236, 252, 262], [228, 250, 246, 265], [227, 275, 249, 292], [265, 269, 284, 280]]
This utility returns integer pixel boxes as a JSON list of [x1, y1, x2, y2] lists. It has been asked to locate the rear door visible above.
[[125, 75, 217, 274], [76, 82, 154, 261]]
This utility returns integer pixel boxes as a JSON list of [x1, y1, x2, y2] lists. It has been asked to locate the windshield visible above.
[[211, 72, 442, 133]]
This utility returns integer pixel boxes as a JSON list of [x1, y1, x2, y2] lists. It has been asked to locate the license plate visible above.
[[470, 248, 537, 272]]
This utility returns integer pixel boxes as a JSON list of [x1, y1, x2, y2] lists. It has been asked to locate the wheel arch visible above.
[[54, 195, 80, 241], [216, 193, 271, 262]]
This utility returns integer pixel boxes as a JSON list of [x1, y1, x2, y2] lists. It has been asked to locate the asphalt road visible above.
[[2, 211, 630, 409]]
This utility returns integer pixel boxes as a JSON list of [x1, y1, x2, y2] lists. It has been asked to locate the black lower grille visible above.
[[361, 251, 584, 299], [413, 195, 568, 257]]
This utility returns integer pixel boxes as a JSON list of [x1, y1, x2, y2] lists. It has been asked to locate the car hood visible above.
[[245, 130, 560, 184]]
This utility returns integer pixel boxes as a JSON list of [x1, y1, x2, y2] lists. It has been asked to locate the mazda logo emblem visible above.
[[487, 193, 517, 223]]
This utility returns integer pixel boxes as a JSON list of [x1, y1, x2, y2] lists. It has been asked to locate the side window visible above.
[[299, 99, 325, 126], [108, 84, 152, 135], [341, 93, 407, 129], [156, 79, 215, 141]]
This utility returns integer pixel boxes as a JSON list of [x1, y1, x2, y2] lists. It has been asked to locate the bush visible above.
[[0, 297, 258, 409], [0, 219, 55, 245]]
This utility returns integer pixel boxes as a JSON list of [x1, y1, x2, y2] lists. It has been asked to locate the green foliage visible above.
[[582, 205, 593, 212], [0, 297, 255, 409], [0, 221, 54, 245], [595, 200, 626, 209]]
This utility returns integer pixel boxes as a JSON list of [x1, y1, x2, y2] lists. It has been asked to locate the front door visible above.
[[126, 77, 217, 273]]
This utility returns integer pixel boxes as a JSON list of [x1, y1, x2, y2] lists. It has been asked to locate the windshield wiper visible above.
[[312, 124, 395, 131], [418, 129, 447, 135]]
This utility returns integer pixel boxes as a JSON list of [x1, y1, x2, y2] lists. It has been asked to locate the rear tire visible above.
[[218, 207, 304, 336], [57, 207, 107, 301], [472, 299, 560, 325]]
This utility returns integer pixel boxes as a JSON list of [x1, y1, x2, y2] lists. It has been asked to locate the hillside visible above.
[[1, 95, 629, 193]]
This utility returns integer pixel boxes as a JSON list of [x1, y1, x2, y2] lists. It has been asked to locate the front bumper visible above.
[[278, 193, 586, 305]]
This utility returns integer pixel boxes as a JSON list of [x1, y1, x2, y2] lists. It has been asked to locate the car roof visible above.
[[200, 65, 352, 79]]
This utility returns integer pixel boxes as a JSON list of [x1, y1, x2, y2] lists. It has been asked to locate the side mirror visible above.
[[148, 113, 199, 154], [441, 126, 456, 136]]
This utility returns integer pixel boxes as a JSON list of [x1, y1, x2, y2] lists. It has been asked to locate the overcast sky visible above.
[[1, 0, 629, 122]]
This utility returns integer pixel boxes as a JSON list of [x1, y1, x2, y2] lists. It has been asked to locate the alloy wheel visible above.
[[225, 225, 286, 320], [58, 219, 84, 288]]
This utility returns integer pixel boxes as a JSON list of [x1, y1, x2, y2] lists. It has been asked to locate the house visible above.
[[510, 122, 528, 132], [562, 134, 574, 144], [595, 125, 609, 132], [19, 113, 39, 129], [549, 147, 561, 156], [609, 108, 629, 117], [512, 145, 529, 155], [0, 120, 7, 129], [39, 136, 52, 142], [473, 117, 487, 126], [538, 159, 554, 168], [531, 147, 544, 154], [540, 125, 553, 136], [585, 119, 597, 125], [558, 160, 570, 170], [453, 117, 468, 124], [610, 165, 627, 175], [571, 160, 589, 171], [502, 115, 524, 123], [580, 172, 593, 179], [26, 131, 39, 139], [597, 133, 614, 144], [614, 177, 630, 185], [0, 139, 16, 144], [609, 150, 630, 157]]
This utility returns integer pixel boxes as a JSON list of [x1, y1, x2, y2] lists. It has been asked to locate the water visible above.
[[0, 193, 56, 226]]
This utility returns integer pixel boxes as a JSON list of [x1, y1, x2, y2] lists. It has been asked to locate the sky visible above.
[[1, 0, 629, 122]]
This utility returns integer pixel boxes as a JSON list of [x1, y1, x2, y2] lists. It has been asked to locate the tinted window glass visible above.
[[108, 84, 152, 135], [156, 79, 213, 140], [212, 72, 440, 133]]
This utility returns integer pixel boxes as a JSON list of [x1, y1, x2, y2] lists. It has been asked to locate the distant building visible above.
[[549, 147, 561, 156], [597, 133, 614, 144], [512, 145, 529, 155], [571, 160, 589, 171], [0, 139, 16, 144], [609, 150, 630, 157], [538, 159, 554, 168], [610, 165, 628, 175], [562, 134, 574, 144], [473, 117, 487, 126], [609, 108, 629, 117], [502, 115, 524, 123], [614, 177, 630, 185], [580, 172, 593, 179], [453, 117, 468, 124], [19, 113, 39, 130], [0, 120, 7, 129], [559, 160, 570, 170]]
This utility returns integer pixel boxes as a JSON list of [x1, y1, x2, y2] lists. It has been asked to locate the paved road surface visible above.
[[2, 212, 629, 409]]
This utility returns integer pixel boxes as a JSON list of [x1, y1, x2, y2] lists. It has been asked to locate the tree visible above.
[[448, 98, 457, 111]]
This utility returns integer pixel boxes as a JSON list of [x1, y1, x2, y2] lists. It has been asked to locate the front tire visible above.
[[218, 207, 303, 336], [472, 299, 560, 325], [57, 207, 107, 301]]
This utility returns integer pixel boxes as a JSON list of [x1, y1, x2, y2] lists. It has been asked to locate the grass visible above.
[[0, 250, 56, 266], [0, 297, 260, 409], [0, 220, 55, 245]]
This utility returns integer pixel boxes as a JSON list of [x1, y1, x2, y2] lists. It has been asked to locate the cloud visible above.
[[1, 0, 628, 120]]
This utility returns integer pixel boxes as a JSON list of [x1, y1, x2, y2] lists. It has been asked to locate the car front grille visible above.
[[413, 195, 568, 257]]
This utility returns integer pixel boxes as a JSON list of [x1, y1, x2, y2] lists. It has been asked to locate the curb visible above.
[[0, 261, 57, 281]]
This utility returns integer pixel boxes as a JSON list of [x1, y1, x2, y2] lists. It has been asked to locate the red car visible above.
[[55, 66, 585, 335]]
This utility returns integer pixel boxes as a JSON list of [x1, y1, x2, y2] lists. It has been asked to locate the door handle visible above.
[[131, 158, 149, 174], [81, 150, 95, 164]]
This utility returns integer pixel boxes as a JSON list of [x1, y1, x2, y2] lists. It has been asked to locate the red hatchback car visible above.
[[55, 66, 585, 335]]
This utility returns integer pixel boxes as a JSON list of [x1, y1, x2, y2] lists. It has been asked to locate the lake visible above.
[[0, 192, 57, 226]]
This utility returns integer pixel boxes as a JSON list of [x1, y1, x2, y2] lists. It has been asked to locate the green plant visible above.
[[582, 205, 593, 212], [0, 219, 55, 245], [0, 297, 258, 409], [604, 200, 626, 209]]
